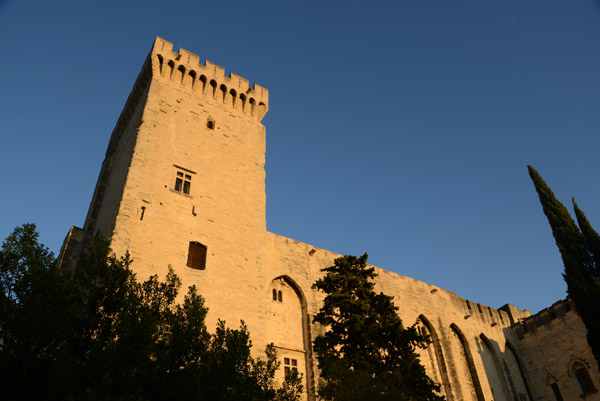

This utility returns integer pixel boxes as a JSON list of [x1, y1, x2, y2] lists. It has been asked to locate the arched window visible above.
[[571, 361, 596, 395]]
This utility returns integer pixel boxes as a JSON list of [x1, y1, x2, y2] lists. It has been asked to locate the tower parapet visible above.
[[512, 298, 576, 338], [151, 37, 269, 122]]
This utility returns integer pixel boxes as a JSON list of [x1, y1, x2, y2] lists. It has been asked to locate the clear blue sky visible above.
[[1, 0, 599, 313]]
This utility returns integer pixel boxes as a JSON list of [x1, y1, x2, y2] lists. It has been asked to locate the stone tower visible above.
[[72, 36, 271, 345]]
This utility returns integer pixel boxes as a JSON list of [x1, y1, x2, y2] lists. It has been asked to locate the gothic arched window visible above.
[[571, 361, 596, 395]]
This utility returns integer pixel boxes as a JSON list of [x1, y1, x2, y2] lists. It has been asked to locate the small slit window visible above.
[[272, 289, 277, 301], [278, 290, 282, 302], [187, 241, 207, 270]]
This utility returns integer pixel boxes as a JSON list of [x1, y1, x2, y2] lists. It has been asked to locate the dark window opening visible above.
[[574, 365, 596, 395], [284, 357, 297, 379], [187, 241, 207, 270], [272, 289, 277, 301], [174, 171, 192, 195], [278, 290, 282, 302], [207, 118, 215, 129], [550, 383, 564, 401]]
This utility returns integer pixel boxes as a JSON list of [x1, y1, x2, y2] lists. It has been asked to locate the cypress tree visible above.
[[528, 166, 600, 366], [573, 199, 600, 281]]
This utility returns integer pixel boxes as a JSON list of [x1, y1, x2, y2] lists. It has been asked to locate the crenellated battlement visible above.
[[150, 37, 269, 122], [512, 298, 575, 338]]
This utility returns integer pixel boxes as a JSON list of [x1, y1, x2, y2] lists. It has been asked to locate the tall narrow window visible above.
[[272, 289, 277, 301], [175, 171, 192, 195], [278, 290, 283, 302], [187, 241, 207, 270], [572, 362, 596, 395], [550, 383, 564, 401]]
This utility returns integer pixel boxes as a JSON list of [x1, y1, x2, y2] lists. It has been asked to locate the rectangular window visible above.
[[174, 170, 192, 195], [284, 358, 298, 379], [187, 241, 207, 270]]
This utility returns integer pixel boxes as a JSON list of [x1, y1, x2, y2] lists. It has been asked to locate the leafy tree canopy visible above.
[[0, 224, 302, 401], [312, 253, 445, 401]]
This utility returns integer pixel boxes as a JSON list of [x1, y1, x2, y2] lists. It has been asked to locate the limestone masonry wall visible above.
[[511, 299, 599, 401]]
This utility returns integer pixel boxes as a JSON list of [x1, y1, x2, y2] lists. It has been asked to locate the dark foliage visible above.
[[528, 166, 600, 366], [0, 224, 302, 401], [312, 253, 445, 401]]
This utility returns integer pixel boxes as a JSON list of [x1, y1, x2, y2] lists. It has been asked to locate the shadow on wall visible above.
[[476, 332, 534, 401]]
